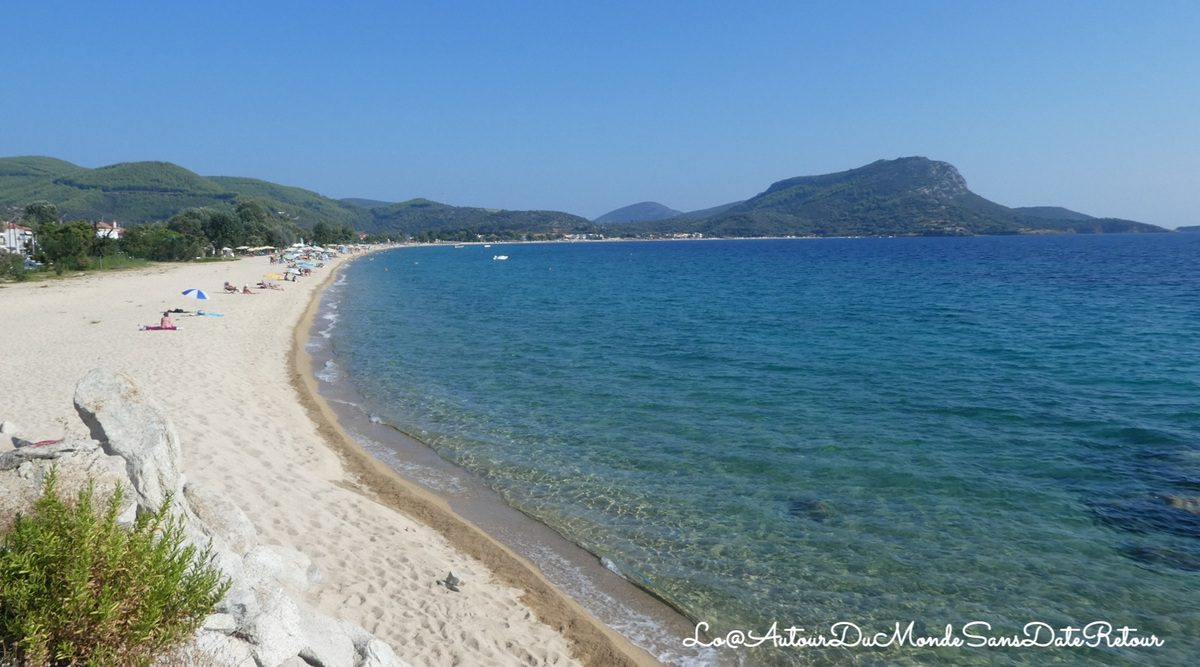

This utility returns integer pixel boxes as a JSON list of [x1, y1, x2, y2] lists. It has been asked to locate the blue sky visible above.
[[3, 1, 1197, 226]]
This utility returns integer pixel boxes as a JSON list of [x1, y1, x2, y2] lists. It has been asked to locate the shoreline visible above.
[[288, 249, 662, 667], [0, 251, 646, 665]]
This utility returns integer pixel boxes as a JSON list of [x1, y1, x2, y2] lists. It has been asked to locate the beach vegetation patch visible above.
[[0, 254, 29, 282], [0, 469, 230, 666]]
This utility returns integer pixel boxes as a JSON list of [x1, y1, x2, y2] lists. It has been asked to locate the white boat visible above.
[[454, 244, 465, 248], [492, 255, 509, 261], [484, 244, 492, 248]]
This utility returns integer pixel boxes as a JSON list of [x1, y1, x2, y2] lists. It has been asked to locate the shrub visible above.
[[0, 469, 230, 666], [0, 254, 27, 282], [35, 222, 94, 270]]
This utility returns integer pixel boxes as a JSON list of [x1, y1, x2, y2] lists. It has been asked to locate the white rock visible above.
[[191, 526, 246, 586], [202, 612, 238, 634], [338, 619, 375, 652], [360, 638, 412, 667], [217, 582, 261, 625], [73, 369, 183, 514], [0, 421, 17, 435], [297, 607, 358, 666], [243, 588, 307, 666], [242, 544, 321, 594], [0, 439, 94, 471], [184, 482, 260, 554], [193, 630, 256, 665], [0, 440, 134, 528]]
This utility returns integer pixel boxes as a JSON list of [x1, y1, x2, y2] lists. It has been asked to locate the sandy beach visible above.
[[0, 252, 657, 666]]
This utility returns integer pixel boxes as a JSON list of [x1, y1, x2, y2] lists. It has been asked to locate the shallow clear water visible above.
[[324, 236, 1200, 665]]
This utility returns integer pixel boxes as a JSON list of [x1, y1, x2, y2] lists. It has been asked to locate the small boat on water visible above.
[[484, 244, 492, 248], [492, 255, 509, 261], [454, 244, 465, 248]]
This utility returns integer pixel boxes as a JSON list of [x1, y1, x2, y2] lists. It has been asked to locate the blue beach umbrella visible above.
[[181, 288, 209, 300]]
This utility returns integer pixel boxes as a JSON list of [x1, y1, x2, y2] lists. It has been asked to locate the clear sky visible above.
[[3, 1, 1197, 226]]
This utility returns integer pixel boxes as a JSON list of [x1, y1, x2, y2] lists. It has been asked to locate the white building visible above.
[[95, 221, 125, 239], [3, 221, 35, 255]]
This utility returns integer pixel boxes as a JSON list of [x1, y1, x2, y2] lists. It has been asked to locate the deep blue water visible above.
[[323, 236, 1199, 665]]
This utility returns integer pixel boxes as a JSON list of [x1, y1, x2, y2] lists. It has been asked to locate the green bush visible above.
[[119, 225, 201, 261], [0, 470, 230, 666], [0, 254, 28, 282], [35, 221, 95, 270]]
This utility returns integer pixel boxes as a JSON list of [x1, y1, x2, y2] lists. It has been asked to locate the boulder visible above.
[[193, 630, 256, 664], [201, 612, 238, 635], [0, 439, 94, 471], [184, 482, 260, 554], [241, 589, 308, 666], [296, 607, 358, 666], [73, 368, 183, 514], [360, 638, 412, 667], [242, 544, 322, 594], [0, 439, 134, 529]]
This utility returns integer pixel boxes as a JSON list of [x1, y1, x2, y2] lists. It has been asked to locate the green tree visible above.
[[263, 220, 297, 248], [0, 253, 29, 281], [332, 223, 356, 243], [309, 221, 330, 245], [37, 221, 95, 270], [235, 200, 268, 226], [22, 202, 59, 228], [201, 211, 244, 250], [91, 226, 119, 258], [167, 209, 207, 240], [120, 225, 200, 261], [236, 201, 270, 246]]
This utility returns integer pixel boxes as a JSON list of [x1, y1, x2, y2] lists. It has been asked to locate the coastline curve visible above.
[[288, 248, 661, 667]]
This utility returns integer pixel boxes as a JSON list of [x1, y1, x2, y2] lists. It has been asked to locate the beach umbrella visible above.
[[181, 288, 209, 300]]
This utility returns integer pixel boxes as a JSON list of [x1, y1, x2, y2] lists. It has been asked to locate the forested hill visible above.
[[0, 156, 592, 239], [607, 157, 1167, 237], [593, 201, 682, 224], [360, 199, 593, 241], [1, 155, 1166, 239], [0, 156, 368, 228]]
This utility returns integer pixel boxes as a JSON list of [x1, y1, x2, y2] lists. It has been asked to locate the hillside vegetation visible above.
[[0, 155, 1167, 240], [608, 157, 1166, 237], [363, 198, 594, 241], [593, 201, 682, 224], [0, 157, 591, 240]]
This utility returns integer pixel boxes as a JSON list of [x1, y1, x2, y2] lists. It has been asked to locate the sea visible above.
[[308, 235, 1199, 666]]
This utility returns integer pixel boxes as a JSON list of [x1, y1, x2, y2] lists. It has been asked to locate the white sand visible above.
[[0, 253, 655, 666]]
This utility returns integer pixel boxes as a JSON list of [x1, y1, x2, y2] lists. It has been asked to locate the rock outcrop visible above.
[[74, 368, 184, 514], [1, 369, 409, 666]]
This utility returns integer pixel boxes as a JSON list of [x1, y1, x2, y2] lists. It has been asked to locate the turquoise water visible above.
[[323, 236, 1199, 665]]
